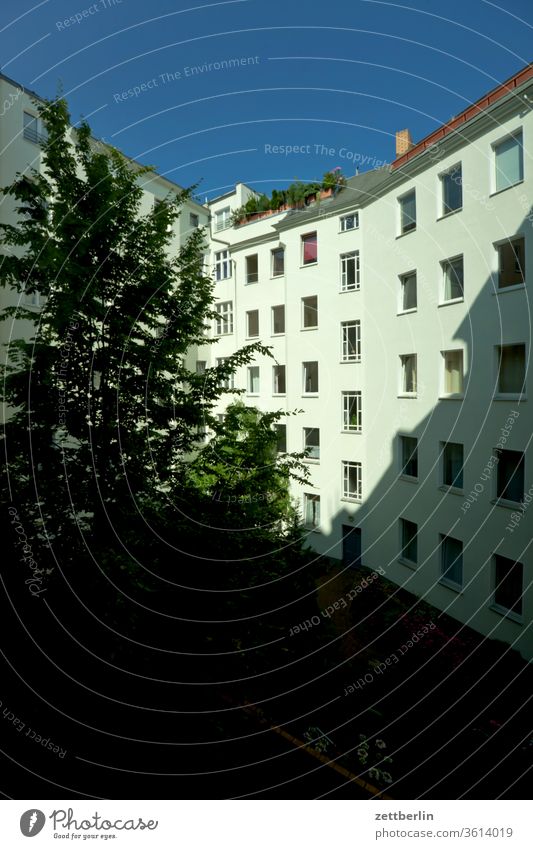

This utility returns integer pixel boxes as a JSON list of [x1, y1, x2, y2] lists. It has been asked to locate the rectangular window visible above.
[[22, 288, 42, 308], [341, 321, 361, 362], [442, 442, 464, 489], [302, 295, 318, 328], [189, 212, 199, 228], [399, 190, 416, 234], [215, 206, 231, 231], [400, 271, 417, 312], [494, 131, 523, 192], [245, 253, 258, 284], [493, 554, 523, 617], [247, 366, 260, 395], [498, 237, 525, 288], [303, 427, 320, 460], [400, 435, 418, 479], [497, 344, 526, 395], [340, 212, 359, 231], [303, 361, 319, 394], [23, 112, 47, 145], [215, 301, 233, 334], [214, 250, 231, 281], [273, 365, 286, 395], [340, 251, 360, 292], [271, 247, 285, 277], [400, 354, 417, 395], [400, 518, 418, 565], [440, 535, 463, 589], [441, 256, 464, 302], [441, 164, 463, 215], [301, 232, 318, 265], [304, 493, 320, 529], [216, 357, 234, 389], [272, 304, 285, 335], [275, 424, 287, 454], [246, 309, 259, 338], [342, 391, 362, 433], [342, 461, 362, 501], [442, 350, 464, 396], [496, 449, 525, 504], [196, 360, 206, 375]]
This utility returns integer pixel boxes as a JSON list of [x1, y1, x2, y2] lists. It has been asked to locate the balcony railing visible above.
[[23, 125, 48, 146]]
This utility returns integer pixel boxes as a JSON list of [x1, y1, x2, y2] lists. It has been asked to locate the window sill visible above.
[[302, 393, 319, 398], [399, 475, 419, 484], [245, 280, 259, 286], [303, 458, 320, 464], [270, 274, 285, 280], [341, 429, 362, 435], [304, 525, 322, 533], [397, 308, 417, 316], [300, 262, 318, 269], [438, 394, 464, 401], [491, 497, 524, 511], [438, 297, 464, 308], [398, 557, 417, 570], [340, 496, 362, 504], [340, 359, 361, 365], [396, 228, 417, 239], [492, 283, 525, 295], [397, 393, 417, 399], [247, 393, 260, 398], [439, 484, 464, 496], [489, 603, 523, 624], [272, 393, 286, 398], [437, 208, 462, 221], [489, 179, 524, 198], [438, 578, 462, 593], [271, 332, 285, 338], [301, 326, 318, 332], [245, 336, 260, 341], [339, 287, 361, 294], [339, 228, 359, 234], [493, 393, 526, 402]]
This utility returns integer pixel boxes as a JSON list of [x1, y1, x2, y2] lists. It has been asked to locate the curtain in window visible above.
[[445, 351, 463, 393], [495, 135, 523, 191]]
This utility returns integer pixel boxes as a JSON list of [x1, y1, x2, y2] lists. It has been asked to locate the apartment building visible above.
[[1, 64, 532, 659], [201, 63, 533, 660]]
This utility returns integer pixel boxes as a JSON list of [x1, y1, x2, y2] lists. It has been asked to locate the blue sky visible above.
[[1, 0, 533, 200]]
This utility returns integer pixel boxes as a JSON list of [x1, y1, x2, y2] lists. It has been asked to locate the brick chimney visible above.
[[396, 129, 414, 157]]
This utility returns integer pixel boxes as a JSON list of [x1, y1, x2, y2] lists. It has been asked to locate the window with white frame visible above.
[[23, 112, 47, 145], [400, 354, 417, 395], [275, 423, 287, 453], [341, 321, 361, 362], [440, 164, 463, 215], [400, 435, 418, 478], [495, 449, 525, 504], [399, 271, 417, 312], [273, 365, 286, 395], [22, 288, 42, 308], [342, 392, 362, 433], [245, 253, 258, 284], [440, 534, 463, 589], [271, 247, 285, 277], [302, 361, 319, 394], [342, 461, 362, 501], [303, 427, 320, 460], [400, 518, 418, 566], [340, 251, 360, 292], [196, 360, 206, 375], [497, 237, 525, 289], [215, 301, 233, 334], [189, 212, 199, 228], [441, 256, 464, 302], [399, 189, 416, 234], [302, 296, 318, 328], [246, 309, 259, 338], [272, 304, 285, 335], [441, 441, 464, 489], [303, 493, 320, 529], [494, 131, 523, 193], [301, 232, 318, 265], [214, 206, 231, 231], [496, 344, 526, 395], [493, 553, 523, 618], [247, 366, 260, 395], [216, 357, 234, 389], [214, 250, 231, 281], [340, 212, 359, 232], [442, 350, 464, 396]]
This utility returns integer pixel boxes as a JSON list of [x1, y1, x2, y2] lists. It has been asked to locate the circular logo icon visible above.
[[20, 810, 46, 837]]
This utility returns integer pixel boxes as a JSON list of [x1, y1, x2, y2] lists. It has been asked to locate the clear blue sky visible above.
[[1, 0, 532, 200]]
